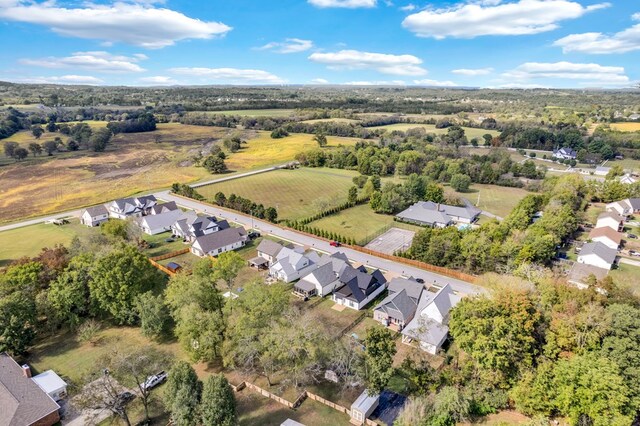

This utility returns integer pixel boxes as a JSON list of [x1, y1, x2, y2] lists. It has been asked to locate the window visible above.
[[353, 410, 363, 421]]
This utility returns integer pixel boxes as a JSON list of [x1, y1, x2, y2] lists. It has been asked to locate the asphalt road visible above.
[[158, 191, 485, 296]]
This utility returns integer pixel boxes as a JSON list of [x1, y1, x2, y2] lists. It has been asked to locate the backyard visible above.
[[444, 183, 532, 219], [197, 167, 360, 220]]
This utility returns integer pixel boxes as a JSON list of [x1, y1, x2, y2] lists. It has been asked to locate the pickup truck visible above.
[[142, 371, 168, 391]]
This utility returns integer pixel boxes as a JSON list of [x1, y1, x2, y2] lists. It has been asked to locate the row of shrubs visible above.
[[288, 196, 369, 227], [288, 222, 356, 245], [213, 192, 278, 223]]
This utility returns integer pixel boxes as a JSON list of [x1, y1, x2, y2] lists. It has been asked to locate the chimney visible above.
[[21, 364, 31, 378], [437, 203, 441, 212]]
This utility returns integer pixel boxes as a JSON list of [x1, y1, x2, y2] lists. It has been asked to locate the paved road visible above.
[[158, 191, 485, 296], [619, 257, 640, 267]]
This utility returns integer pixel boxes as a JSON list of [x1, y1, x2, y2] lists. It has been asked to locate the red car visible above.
[[330, 241, 341, 247]]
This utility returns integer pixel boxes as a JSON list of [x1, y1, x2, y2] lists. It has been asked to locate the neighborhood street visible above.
[[158, 191, 486, 296]]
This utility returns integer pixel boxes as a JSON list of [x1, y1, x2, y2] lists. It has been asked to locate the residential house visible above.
[[149, 201, 178, 215], [0, 353, 61, 426], [606, 198, 640, 217], [332, 265, 387, 310], [294, 252, 351, 298], [595, 211, 625, 232], [108, 195, 157, 219], [191, 227, 247, 257], [553, 147, 577, 160], [373, 277, 425, 331], [138, 209, 188, 235], [594, 166, 611, 176], [350, 391, 379, 425], [269, 246, 320, 283], [396, 201, 480, 228], [80, 205, 109, 227], [171, 214, 226, 242], [577, 241, 618, 270], [619, 174, 637, 185], [31, 370, 67, 402], [401, 284, 461, 355], [588, 227, 623, 250], [256, 239, 287, 265], [629, 113, 640, 121]]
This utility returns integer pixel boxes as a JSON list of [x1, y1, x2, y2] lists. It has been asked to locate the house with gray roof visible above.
[[553, 147, 577, 160], [606, 198, 640, 217], [401, 284, 461, 355], [373, 278, 425, 330], [191, 227, 247, 257], [294, 252, 352, 298], [149, 201, 178, 215], [256, 239, 287, 265], [332, 265, 387, 310], [80, 204, 109, 227], [269, 246, 321, 283], [171, 214, 226, 242], [108, 195, 157, 219], [0, 353, 61, 426], [577, 241, 618, 270], [138, 209, 189, 235], [396, 201, 480, 228]]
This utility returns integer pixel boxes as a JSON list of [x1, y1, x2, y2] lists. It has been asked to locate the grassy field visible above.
[[301, 118, 361, 124], [369, 123, 500, 139], [0, 123, 228, 223], [224, 131, 359, 172], [204, 109, 296, 117], [610, 122, 640, 132], [444, 183, 532, 219], [307, 204, 422, 244], [611, 263, 640, 295], [197, 168, 360, 220]]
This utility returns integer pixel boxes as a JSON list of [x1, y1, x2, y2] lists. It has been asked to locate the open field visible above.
[[307, 204, 423, 245], [203, 109, 296, 117], [610, 122, 640, 132], [369, 123, 500, 139], [224, 131, 359, 172], [197, 168, 360, 220], [445, 183, 532, 219], [0, 123, 227, 223], [301, 118, 361, 124]]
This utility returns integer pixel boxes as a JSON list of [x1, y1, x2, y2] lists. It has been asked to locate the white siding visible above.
[[591, 236, 619, 250], [577, 253, 612, 270]]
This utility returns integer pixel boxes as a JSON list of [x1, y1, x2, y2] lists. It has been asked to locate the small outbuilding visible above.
[[350, 390, 380, 425], [166, 262, 182, 273], [31, 370, 68, 402]]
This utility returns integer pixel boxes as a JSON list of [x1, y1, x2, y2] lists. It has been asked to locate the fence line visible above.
[[150, 247, 190, 261], [339, 312, 368, 337], [245, 382, 295, 409], [305, 391, 350, 415], [148, 259, 175, 276]]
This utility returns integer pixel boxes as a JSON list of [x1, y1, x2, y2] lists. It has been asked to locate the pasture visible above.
[[610, 122, 640, 132], [197, 167, 359, 220], [301, 118, 361, 124], [444, 183, 531, 219], [204, 109, 296, 117], [224, 131, 359, 172], [369, 123, 500, 139]]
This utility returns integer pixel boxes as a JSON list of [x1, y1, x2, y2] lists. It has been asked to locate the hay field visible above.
[[224, 131, 359, 171], [197, 167, 359, 220], [300, 118, 361, 124], [204, 109, 296, 117], [610, 122, 640, 132], [0, 123, 224, 223], [370, 123, 500, 139]]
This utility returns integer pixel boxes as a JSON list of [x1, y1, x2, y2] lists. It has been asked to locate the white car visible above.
[[142, 371, 168, 391]]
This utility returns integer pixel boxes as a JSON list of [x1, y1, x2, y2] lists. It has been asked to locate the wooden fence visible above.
[[148, 248, 191, 276], [305, 391, 350, 415], [245, 382, 296, 409]]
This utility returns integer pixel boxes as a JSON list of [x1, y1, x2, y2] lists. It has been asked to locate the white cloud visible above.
[[554, 14, 640, 54], [502, 61, 630, 86], [452, 67, 494, 76], [399, 3, 415, 11], [309, 49, 427, 76], [413, 79, 458, 87], [402, 0, 610, 39], [310, 78, 330, 84], [259, 38, 314, 54], [0, 1, 231, 48], [7, 75, 104, 85], [169, 67, 285, 84], [138, 76, 178, 85], [343, 80, 406, 85], [308, 0, 376, 8], [20, 51, 146, 73]]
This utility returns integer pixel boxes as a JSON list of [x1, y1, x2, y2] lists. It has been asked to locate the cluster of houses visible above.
[[251, 239, 460, 355], [571, 197, 638, 284], [0, 353, 68, 426], [81, 195, 248, 258], [593, 166, 638, 184], [395, 201, 481, 229]]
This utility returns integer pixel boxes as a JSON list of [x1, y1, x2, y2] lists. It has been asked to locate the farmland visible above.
[[197, 167, 360, 220], [369, 123, 500, 139], [610, 122, 640, 132], [204, 109, 296, 117]]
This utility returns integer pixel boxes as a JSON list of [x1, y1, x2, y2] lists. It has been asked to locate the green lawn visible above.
[[611, 263, 640, 295], [197, 168, 361, 220], [369, 123, 500, 139], [444, 183, 532, 219], [0, 220, 89, 266], [307, 204, 422, 245]]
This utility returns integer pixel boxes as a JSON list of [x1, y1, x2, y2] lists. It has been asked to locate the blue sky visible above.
[[0, 0, 638, 88]]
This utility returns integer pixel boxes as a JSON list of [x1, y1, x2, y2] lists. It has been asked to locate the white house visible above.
[[256, 239, 286, 265], [401, 284, 461, 355], [138, 209, 187, 235], [594, 166, 611, 176], [606, 198, 640, 217], [553, 147, 577, 160], [588, 227, 623, 250], [108, 195, 157, 219], [595, 212, 625, 232], [396, 201, 480, 228], [620, 174, 638, 185], [149, 201, 178, 215], [332, 266, 387, 310], [577, 241, 617, 270], [171, 214, 227, 242], [191, 227, 247, 257], [350, 391, 379, 425], [269, 247, 320, 283], [293, 252, 351, 298], [80, 205, 109, 227], [31, 370, 68, 402], [373, 277, 425, 331]]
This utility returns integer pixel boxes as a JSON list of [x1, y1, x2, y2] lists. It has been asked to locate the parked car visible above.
[[330, 241, 341, 247], [415, 278, 425, 284], [248, 231, 261, 240], [628, 233, 638, 239], [115, 391, 136, 405], [629, 250, 640, 257], [142, 371, 168, 391]]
